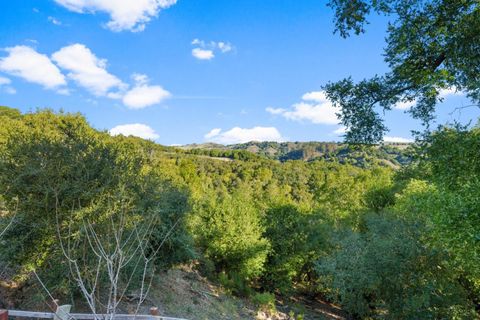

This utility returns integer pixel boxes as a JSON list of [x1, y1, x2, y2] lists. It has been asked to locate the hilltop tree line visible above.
[[0, 106, 479, 318], [181, 141, 413, 167]]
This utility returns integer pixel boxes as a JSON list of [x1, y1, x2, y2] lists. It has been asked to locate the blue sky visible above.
[[0, 0, 478, 145]]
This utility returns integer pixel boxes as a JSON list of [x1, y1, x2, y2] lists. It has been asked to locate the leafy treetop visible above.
[[325, 0, 480, 143]]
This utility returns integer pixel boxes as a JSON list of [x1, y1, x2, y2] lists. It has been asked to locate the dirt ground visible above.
[[120, 265, 345, 320], [1, 264, 345, 320]]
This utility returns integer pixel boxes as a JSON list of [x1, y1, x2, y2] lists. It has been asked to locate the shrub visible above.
[[252, 292, 276, 313], [218, 272, 254, 297], [364, 185, 396, 212], [394, 178, 480, 298], [191, 190, 270, 290], [0, 110, 194, 300], [316, 214, 475, 319], [262, 205, 328, 293]]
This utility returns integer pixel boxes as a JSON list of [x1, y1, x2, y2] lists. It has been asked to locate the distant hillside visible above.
[[179, 141, 414, 168]]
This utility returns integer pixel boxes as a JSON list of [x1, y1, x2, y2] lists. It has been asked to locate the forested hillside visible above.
[[1, 107, 479, 319], [182, 141, 413, 168]]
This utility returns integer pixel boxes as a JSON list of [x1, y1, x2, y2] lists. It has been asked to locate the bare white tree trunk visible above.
[[52, 196, 180, 320]]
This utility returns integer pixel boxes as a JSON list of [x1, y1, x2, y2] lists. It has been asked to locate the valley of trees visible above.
[[1, 0, 479, 318], [1, 106, 479, 319]]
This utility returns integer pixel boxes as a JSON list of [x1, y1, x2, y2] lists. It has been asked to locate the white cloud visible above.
[[54, 0, 177, 32], [1, 43, 170, 107], [132, 73, 149, 85], [204, 126, 284, 144], [384, 136, 413, 143], [217, 42, 232, 53], [266, 107, 286, 115], [0, 45, 67, 90], [4, 87, 16, 95], [191, 39, 204, 46], [302, 91, 326, 102], [0, 76, 16, 94], [191, 39, 233, 60], [394, 99, 416, 110], [333, 126, 347, 135], [123, 84, 170, 109], [283, 102, 339, 124], [109, 123, 159, 140], [439, 87, 463, 98], [394, 87, 464, 110], [48, 16, 62, 25], [192, 48, 214, 60], [267, 91, 340, 125], [122, 73, 170, 109], [205, 128, 222, 139], [0, 76, 10, 86], [52, 43, 125, 96]]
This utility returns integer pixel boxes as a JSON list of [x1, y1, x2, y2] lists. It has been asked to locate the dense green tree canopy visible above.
[[317, 214, 475, 319], [326, 0, 480, 143], [2, 107, 480, 317]]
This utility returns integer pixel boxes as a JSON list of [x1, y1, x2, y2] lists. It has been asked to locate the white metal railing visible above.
[[2, 309, 188, 320]]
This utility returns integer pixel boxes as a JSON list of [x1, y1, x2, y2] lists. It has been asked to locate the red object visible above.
[[0, 310, 8, 320], [149, 307, 159, 316]]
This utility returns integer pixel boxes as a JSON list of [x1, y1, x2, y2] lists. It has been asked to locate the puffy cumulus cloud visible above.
[[122, 73, 171, 109], [384, 136, 414, 143], [267, 91, 340, 125], [54, 0, 177, 32], [52, 43, 126, 97], [52, 45, 170, 106], [283, 102, 338, 124], [122, 85, 170, 109], [109, 123, 159, 140], [0, 45, 67, 91], [204, 126, 284, 144], [192, 48, 214, 60], [1, 43, 171, 107], [191, 39, 233, 60]]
